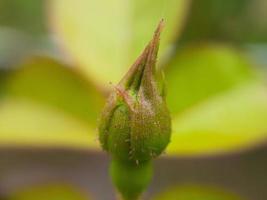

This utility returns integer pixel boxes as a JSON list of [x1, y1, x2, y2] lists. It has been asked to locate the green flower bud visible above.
[[99, 21, 171, 164], [99, 20, 172, 200]]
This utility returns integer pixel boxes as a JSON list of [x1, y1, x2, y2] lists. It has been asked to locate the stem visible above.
[[110, 159, 153, 200]]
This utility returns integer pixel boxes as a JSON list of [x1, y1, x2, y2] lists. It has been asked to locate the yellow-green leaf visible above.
[[0, 98, 98, 150], [153, 185, 242, 200], [167, 82, 267, 156], [8, 183, 90, 200], [165, 44, 255, 115], [48, 0, 189, 86], [5, 57, 104, 125]]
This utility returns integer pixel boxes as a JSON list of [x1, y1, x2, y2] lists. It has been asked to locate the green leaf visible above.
[[165, 44, 255, 114], [0, 98, 98, 149], [152, 185, 242, 200], [48, 0, 189, 86], [167, 82, 267, 155], [8, 183, 90, 200], [0, 57, 104, 149], [5, 57, 104, 125], [164, 44, 267, 155]]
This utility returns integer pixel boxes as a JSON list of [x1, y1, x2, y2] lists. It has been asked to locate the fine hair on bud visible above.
[[99, 20, 171, 165]]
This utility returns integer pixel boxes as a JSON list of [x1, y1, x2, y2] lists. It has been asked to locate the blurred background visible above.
[[0, 0, 267, 199]]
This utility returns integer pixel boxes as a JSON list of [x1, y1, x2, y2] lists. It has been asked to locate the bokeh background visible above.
[[0, 0, 267, 199]]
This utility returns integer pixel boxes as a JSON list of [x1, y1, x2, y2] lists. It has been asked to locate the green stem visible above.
[[110, 159, 153, 200]]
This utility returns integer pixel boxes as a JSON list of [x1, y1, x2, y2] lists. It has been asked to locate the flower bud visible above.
[[99, 21, 171, 165]]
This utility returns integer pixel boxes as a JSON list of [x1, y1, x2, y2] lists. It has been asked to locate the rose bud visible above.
[[99, 20, 171, 165]]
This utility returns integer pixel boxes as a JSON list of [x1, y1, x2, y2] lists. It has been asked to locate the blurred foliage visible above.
[[4, 57, 104, 125], [0, 44, 266, 156], [0, 29, 35, 67], [8, 184, 89, 200], [165, 44, 255, 114], [180, 0, 267, 43], [168, 82, 267, 155], [49, 0, 189, 86], [0, 0, 267, 199], [163, 44, 267, 155], [0, 0, 266, 156], [153, 185, 242, 200], [0, 97, 97, 149], [0, 0, 46, 35], [0, 57, 102, 149], [0, 1, 55, 70], [0, 69, 9, 97]]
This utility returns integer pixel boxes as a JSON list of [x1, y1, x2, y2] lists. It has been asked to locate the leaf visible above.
[[165, 44, 267, 155], [0, 98, 98, 149], [152, 185, 242, 200], [167, 82, 267, 155], [0, 57, 105, 149], [5, 57, 104, 125], [48, 0, 189, 86], [8, 183, 90, 200], [165, 44, 255, 115]]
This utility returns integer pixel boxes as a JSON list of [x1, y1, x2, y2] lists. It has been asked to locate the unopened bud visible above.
[[99, 20, 171, 165]]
